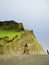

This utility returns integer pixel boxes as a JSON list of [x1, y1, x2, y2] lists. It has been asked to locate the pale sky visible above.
[[0, 0, 49, 49]]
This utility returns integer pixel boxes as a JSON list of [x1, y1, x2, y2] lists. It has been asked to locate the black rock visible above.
[[0, 20, 24, 31]]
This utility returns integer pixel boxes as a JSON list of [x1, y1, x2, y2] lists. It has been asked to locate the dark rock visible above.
[[0, 20, 24, 31], [23, 43, 29, 54], [6, 35, 18, 43], [0, 36, 9, 41], [47, 49, 49, 54]]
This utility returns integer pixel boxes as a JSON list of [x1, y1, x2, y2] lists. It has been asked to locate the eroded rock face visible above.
[[9, 31, 47, 55], [0, 20, 24, 31], [18, 23, 24, 31], [0, 20, 47, 56]]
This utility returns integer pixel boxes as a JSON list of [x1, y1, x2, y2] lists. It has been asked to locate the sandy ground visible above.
[[0, 55, 49, 65]]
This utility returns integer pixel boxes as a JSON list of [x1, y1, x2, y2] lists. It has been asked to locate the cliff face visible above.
[[0, 20, 47, 56], [10, 31, 46, 55], [0, 20, 24, 31]]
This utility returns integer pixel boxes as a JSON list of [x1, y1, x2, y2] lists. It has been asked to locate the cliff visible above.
[[0, 20, 47, 56]]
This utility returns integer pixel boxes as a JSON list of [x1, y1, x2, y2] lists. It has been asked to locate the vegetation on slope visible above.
[[0, 20, 46, 56]]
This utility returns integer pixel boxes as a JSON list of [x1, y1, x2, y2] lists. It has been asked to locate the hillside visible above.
[[0, 20, 46, 56]]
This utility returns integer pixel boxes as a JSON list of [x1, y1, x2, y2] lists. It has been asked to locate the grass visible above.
[[0, 30, 24, 47], [0, 29, 46, 55], [0, 30, 22, 39], [0, 30, 21, 46]]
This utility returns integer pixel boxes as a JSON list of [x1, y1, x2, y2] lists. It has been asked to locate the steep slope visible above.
[[0, 20, 46, 56], [10, 30, 46, 55]]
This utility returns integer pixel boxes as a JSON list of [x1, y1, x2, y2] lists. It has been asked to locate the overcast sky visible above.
[[0, 0, 49, 49]]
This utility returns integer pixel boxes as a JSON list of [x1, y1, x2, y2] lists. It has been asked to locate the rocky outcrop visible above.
[[0, 20, 24, 31], [47, 49, 49, 54]]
